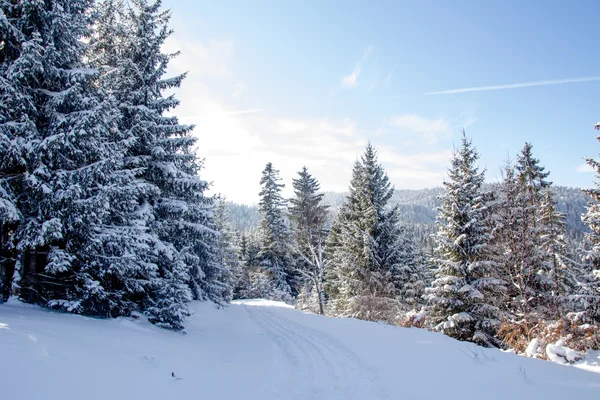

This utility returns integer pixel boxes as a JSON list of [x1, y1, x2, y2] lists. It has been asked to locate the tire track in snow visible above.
[[245, 306, 392, 400]]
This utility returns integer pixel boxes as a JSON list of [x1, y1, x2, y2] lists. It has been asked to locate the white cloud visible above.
[[165, 37, 449, 203], [426, 76, 600, 95], [340, 46, 373, 89], [341, 69, 361, 88], [389, 114, 452, 144], [232, 82, 246, 98], [577, 163, 595, 173], [164, 37, 234, 78]]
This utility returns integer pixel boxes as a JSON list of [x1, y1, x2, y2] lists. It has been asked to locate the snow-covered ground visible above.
[[1, 299, 599, 400]]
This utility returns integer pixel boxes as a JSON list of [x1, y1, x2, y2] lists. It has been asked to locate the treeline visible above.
[[0, 0, 231, 330], [229, 135, 600, 355]]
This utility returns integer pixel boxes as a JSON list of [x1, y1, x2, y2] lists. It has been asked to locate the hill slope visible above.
[[228, 186, 589, 240], [1, 300, 599, 400]]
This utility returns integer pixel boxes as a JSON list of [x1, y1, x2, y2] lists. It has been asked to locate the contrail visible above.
[[425, 76, 600, 95]]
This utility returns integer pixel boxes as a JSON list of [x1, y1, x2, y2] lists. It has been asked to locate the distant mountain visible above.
[[226, 186, 590, 241]]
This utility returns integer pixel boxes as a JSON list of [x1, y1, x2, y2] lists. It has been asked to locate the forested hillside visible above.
[[228, 185, 589, 243]]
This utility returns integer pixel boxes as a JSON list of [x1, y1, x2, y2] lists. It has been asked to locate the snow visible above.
[[1, 299, 600, 400], [546, 340, 583, 365], [525, 338, 541, 357]]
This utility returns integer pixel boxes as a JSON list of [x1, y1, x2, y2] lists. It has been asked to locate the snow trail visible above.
[[244, 305, 392, 399]]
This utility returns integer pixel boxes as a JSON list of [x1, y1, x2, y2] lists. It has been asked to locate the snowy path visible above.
[[243, 304, 391, 399], [1, 298, 599, 400]]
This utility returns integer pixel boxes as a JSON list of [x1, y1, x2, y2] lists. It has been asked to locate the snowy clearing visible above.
[[1, 299, 599, 400]]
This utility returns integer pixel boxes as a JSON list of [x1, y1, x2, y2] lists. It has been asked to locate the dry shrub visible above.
[[498, 320, 537, 354], [397, 310, 427, 328], [498, 317, 600, 361]]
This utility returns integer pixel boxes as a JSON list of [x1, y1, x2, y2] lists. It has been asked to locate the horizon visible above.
[[162, 0, 600, 205]]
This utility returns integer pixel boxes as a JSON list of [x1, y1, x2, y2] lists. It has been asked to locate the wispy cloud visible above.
[[340, 46, 373, 88], [426, 76, 600, 95], [389, 114, 452, 144], [232, 82, 246, 98], [577, 163, 595, 173]]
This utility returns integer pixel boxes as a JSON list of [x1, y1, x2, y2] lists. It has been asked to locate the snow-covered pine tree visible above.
[[538, 188, 580, 318], [488, 162, 521, 319], [257, 162, 293, 301], [326, 144, 424, 322], [93, 0, 227, 328], [425, 132, 505, 347], [213, 196, 238, 304], [512, 143, 554, 319], [0, 1, 28, 301], [235, 229, 272, 299], [0, 0, 149, 317], [289, 166, 329, 314], [580, 132, 600, 323], [393, 225, 431, 312]]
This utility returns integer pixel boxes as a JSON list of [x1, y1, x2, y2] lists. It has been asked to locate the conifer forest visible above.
[[1, 2, 600, 393]]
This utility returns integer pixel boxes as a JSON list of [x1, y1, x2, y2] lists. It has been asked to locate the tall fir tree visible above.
[[0, 0, 28, 301], [91, 0, 228, 328], [0, 0, 148, 317], [426, 133, 505, 347], [213, 196, 238, 304], [258, 162, 293, 301], [511, 143, 553, 320], [326, 144, 425, 322], [538, 188, 580, 318], [289, 166, 329, 314], [580, 131, 600, 323]]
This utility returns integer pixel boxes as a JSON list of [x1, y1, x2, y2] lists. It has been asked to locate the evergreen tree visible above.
[[0, 0, 28, 301], [92, 0, 227, 327], [326, 144, 424, 322], [213, 196, 238, 304], [289, 167, 329, 314], [426, 133, 505, 347], [489, 162, 522, 319], [511, 143, 553, 320], [0, 0, 147, 318], [258, 163, 293, 301], [538, 188, 580, 317], [580, 134, 600, 323]]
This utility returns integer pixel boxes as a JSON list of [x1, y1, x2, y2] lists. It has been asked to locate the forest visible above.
[[1, 0, 599, 362]]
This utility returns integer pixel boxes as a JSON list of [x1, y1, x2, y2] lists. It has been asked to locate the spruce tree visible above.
[[0, 0, 28, 301], [538, 188, 580, 317], [0, 0, 145, 317], [93, 0, 227, 327], [512, 143, 553, 320], [426, 132, 505, 347], [289, 166, 329, 314], [326, 144, 424, 322], [257, 162, 293, 301], [580, 134, 600, 323], [213, 196, 238, 304]]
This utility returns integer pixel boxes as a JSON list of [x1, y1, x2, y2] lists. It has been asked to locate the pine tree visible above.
[[326, 144, 423, 322], [0, 0, 28, 301], [93, 0, 227, 327], [512, 143, 553, 320], [257, 162, 293, 301], [538, 188, 580, 318], [580, 133, 600, 323], [0, 0, 147, 317], [426, 132, 505, 347], [289, 167, 329, 314], [213, 196, 238, 304]]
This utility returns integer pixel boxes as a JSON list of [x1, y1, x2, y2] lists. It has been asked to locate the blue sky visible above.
[[162, 0, 600, 204]]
